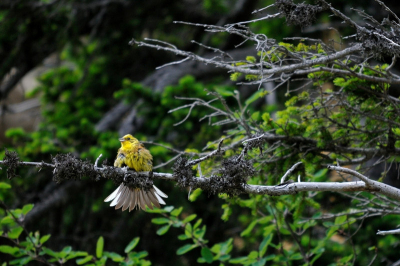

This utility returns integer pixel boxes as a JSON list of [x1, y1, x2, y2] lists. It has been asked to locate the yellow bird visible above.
[[104, 134, 167, 211]]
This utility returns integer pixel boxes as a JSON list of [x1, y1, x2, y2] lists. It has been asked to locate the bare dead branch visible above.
[[376, 228, 400, 235]]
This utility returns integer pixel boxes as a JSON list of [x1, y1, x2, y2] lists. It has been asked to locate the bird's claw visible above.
[[122, 166, 130, 182]]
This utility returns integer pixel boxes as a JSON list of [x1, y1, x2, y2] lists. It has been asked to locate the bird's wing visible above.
[[136, 144, 153, 171]]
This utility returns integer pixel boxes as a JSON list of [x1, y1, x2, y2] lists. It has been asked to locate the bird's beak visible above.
[[119, 137, 125, 142]]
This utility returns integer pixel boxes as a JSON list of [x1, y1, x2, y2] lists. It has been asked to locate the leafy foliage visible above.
[[0, 184, 150, 265]]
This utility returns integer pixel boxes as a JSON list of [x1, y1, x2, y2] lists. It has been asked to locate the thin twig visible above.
[[280, 162, 303, 184]]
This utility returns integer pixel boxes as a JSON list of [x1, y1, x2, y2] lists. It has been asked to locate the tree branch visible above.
[[2, 158, 400, 200], [376, 228, 400, 235]]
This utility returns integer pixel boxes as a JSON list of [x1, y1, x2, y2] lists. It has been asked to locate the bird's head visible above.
[[119, 134, 140, 149]]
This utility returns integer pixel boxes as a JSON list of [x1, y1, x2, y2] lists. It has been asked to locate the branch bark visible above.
[[2, 159, 400, 201]]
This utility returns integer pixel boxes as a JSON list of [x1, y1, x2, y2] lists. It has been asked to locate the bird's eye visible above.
[[127, 138, 130, 140]]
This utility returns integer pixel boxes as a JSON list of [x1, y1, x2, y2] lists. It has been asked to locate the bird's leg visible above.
[[122, 166, 130, 182]]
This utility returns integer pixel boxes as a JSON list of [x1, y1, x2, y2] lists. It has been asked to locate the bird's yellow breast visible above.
[[114, 143, 152, 172]]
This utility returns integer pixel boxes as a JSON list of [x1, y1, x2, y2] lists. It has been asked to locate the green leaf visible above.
[[241, 219, 258, 237], [326, 226, 339, 238], [170, 207, 183, 216], [262, 225, 275, 237], [0, 245, 19, 255], [220, 254, 231, 261], [151, 218, 170, 225], [221, 204, 231, 222], [76, 255, 93, 265], [193, 219, 202, 229], [96, 236, 104, 258], [95, 258, 107, 266], [245, 90, 268, 106], [182, 214, 197, 223], [248, 251, 258, 259], [258, 216, 272, 224], [184, 223, 192, 238], [252, 257, 267, 266], [178, 234, 189, 240], [194, 226, 206, 239], [9, 256, 31, 265], [313, 168, 328, 180], [0, 182, 11, 189], [333, 77, 345, 87], [65, 251, 88, 260], [279, 227, 291, 235], [259, 234, 273, 257], [211, 243, 221, 254], [215, 87, 234, 97], [21, 239, 34, 251], [156, 225, 171, 235], [62, 246, 72, 254], [230, 72, 242, 81], [340, 254, 353, 263], [128, 251, 149, 261], [10, 209, 22, 218], [40, 234, 51, 245], [21, 204, 34, 215], [263, 254, 276, 261], [103, 251, 124, 262], [229, 256, 248, 264], [8, 227, 23, 239], [144, 208, 164, 213], [188, 188, 202, 202], [42, 247, 60, 258], [289, 253, 303, 260], [220, 238, 233, 254], [124, 237, 140, 253], [59, 246, 72, 258], [334, 215, 347, 225], [201, 247, 213, 263], [145, 205, 173, 214], [246, 56, 257, 63], [310, 248, 325, 264], [1, 216, 15, 225], [170, 218, 183, 228], [176, 244, 198, 255], [251, 111, 260, 121]]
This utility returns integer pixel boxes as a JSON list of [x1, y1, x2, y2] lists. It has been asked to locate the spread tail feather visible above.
[[105, 183, 167, 211]]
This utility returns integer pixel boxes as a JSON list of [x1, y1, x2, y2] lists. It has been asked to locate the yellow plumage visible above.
[[104, 134, 167, 211]]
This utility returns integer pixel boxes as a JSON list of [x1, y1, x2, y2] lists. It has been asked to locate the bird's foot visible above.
[[122, 166, 130, 182]]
